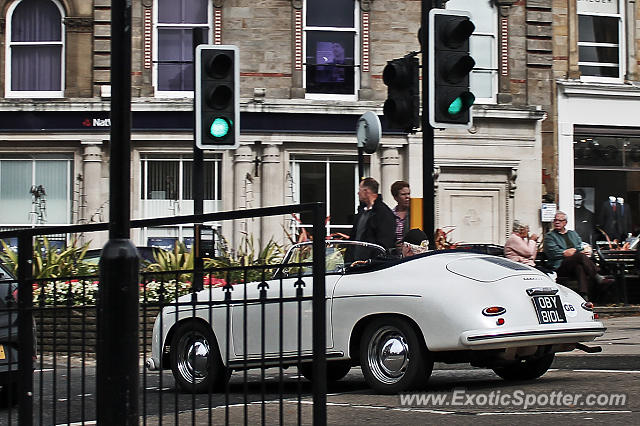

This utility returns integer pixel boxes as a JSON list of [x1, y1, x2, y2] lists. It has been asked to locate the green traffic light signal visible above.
[[210, 117, 231, 138], [447, 92, 475, 116]]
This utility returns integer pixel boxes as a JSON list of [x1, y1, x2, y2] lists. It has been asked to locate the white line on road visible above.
[[570, 369, 640, 374], [476, 410, 631, 416]]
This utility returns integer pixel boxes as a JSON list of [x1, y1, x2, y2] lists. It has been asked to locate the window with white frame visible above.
[[0, 156, 72, 226], [154, 0, 211, 96], [140, 154, 221, 215], [290, 155, 365, 236], [446, 0, 497, 103], [304, 0, 358, 99], [140, 154, 221, 246], [577, 0, 623, 80], [5, 0, 65, 98]]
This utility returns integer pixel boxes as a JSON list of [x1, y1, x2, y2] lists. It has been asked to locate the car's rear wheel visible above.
[[360, 317, 432, 394], [298, 360, 351, 383], [170, 320, 230, 393], [492, 353, 555, 381]]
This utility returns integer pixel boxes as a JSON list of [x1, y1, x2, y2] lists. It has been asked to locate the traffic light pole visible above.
[[193, 28, 205, 291], [422, 0, 435, 247]]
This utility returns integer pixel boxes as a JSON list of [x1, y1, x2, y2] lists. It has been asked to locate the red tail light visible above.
[[482, 306, 506, 316]]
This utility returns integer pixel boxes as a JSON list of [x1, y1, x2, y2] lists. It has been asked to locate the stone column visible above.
[[380, 147, 401, 205], [233, 145, 257, 247], [261, 144, 284, 244], [83, 144, 104, 223]]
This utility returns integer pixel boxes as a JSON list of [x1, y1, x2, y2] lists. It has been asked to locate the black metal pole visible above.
[[97, 1, 139, 424], [193, 28, 205, 290], [357, 146, 365, 181], [193, 28, 205, 217], [17, 233, 34, 426], [422, 0, 436, 247], [311, 202, 327, 426]]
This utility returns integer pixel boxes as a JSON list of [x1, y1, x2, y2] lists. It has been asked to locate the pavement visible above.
[[552, 309, 640, 370]]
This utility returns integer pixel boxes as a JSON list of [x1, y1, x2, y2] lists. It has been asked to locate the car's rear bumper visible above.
[[460, 322, 606, 350]]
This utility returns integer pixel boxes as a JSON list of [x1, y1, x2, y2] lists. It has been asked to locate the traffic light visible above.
[[383, 55, 419, 132], [195, 45, 239, 150], [428, 9, 476, 129]]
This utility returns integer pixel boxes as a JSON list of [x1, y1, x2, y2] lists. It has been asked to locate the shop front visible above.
[[557, 81, 640, 244]]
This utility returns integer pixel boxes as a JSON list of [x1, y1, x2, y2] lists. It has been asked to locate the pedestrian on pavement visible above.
[[544, 210, 613, 301], [348, 177, 396, 261], [504, 220, 538, 266], [390, 180, 411, 252]]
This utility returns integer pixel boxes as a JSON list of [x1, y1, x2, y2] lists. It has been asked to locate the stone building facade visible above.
[[527, 0, 640, 241], [0, 0, 547, 250]]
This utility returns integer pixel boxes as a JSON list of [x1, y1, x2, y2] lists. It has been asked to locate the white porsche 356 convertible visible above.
[[146, 240, 605, 394]]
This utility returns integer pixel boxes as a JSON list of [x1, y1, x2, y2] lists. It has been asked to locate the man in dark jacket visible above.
[[348, 177, 396, 261]]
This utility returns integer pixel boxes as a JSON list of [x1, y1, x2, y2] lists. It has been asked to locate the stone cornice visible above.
[[557, 80, 640, 98], [0, 98, 546, 121]]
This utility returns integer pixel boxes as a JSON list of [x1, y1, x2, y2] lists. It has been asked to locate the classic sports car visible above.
[[146, 240, 605, 394]]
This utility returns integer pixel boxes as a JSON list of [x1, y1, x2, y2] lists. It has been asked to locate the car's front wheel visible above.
[[360, 317, 433, 394], [492, 353, 555, 381], [298, 360, 351, 383], [170, 320, 230, 393]]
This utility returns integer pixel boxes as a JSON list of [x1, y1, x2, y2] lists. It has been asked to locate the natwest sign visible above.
[[577, 0, 618, 15], [82, 118, 111, 127]]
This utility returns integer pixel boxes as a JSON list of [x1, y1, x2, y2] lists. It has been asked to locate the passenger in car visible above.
[[401, 228, 429, 258]]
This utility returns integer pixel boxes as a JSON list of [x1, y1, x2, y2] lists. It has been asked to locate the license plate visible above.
[[0, 345, 5, 360], [532, 295, 567, 324]]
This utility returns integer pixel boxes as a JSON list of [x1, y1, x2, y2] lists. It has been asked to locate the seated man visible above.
[[504, 220, 538, 266], [544, 210, 612, 301]]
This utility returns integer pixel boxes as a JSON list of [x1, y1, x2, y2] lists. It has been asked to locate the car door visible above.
[[231, 274, 342, 358]]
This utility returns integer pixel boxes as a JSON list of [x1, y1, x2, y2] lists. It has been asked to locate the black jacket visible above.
[[348, 196, 396, 260]]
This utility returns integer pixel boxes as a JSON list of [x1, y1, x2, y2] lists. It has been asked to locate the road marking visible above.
[[476, 410, 631, 416], [34, 368, 54, 373], [570, 369, 640, 374]]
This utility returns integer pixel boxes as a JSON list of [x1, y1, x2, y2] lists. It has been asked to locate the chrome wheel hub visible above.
[[176, 332, 210, 384], [367, 326, 410, 384]]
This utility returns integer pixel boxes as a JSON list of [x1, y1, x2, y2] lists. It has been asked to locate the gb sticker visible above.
[[563, 303, 577, 318]]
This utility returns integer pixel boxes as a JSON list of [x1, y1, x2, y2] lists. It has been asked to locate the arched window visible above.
[[5, 0, 65, 97]]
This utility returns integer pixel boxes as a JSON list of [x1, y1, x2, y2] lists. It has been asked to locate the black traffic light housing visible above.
[[196, 45, 239, 150], [428, 9, 476, 129], [383, 55, 420, 132]]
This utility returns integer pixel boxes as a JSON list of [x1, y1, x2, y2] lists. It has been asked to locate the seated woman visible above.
[[504, 220, 538, 266]]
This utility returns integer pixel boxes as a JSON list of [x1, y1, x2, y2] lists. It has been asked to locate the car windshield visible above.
[[278, 241, 385, 277]]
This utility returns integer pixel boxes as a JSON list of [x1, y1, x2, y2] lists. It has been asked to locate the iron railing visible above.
[[0, 202, 327, 425]]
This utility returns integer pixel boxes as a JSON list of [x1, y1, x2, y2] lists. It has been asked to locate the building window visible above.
[[304, 0, 358, 99], [154, 0, 211, 96], [577, 0, 622, 80], [5, 0, 65, 98], [0, 156, 72, 226], [446, 0, 497, 103], [290, 155, 365, 236]]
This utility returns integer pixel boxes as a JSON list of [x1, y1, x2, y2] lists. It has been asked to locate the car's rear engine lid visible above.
[[446, 256, 538, 282]]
